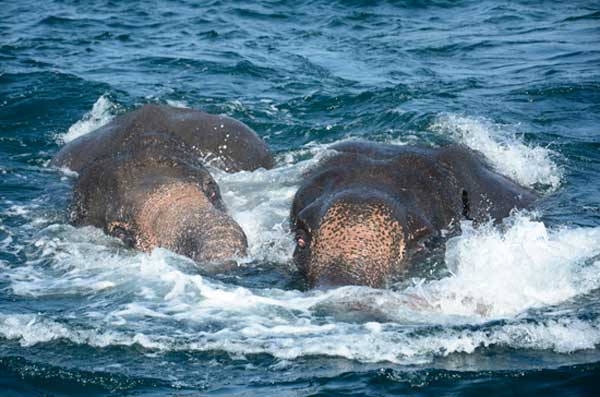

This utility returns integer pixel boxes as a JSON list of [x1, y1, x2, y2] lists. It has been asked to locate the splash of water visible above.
[[165, 99, 189, 108], [431, 114, 562, 190], [407, 214, 600, 318], [59, 95, 118, 143]]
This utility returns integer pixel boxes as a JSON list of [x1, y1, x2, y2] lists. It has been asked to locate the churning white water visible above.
[[431, 114, 562, 190]]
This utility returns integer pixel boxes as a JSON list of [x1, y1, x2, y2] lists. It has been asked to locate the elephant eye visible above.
[[295, 229, 309, 249], [109, 223, 136, 247], [204, 182, 220, 203]]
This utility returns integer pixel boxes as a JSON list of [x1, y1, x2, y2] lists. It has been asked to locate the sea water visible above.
[[1, 1, 599, 395]]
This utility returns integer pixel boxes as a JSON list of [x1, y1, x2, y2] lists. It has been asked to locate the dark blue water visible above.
[[2, 1, 600, 395]]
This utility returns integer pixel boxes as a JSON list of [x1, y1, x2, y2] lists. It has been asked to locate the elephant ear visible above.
[[461, 189, 472, 220], [436, 145, 538, 224]]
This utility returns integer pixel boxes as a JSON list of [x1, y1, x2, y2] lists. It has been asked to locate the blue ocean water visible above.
[[1, 0, 600, 395]]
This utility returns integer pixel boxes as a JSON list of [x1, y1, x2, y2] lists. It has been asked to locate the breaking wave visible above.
[[431, 114, 562, 190], [59, 95, 118, 143]]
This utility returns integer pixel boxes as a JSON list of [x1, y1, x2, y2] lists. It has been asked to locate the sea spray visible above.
[[431, 114, 562, 190], [60, 95, 119, 143]]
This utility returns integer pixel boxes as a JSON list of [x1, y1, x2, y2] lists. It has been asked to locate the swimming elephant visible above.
[[52, 104, 274, 265], [291, 141, 537, 288]]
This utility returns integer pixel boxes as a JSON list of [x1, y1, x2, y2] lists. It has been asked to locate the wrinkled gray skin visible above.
[[291, 141, 537, 288], [52, 104, 274, 266]]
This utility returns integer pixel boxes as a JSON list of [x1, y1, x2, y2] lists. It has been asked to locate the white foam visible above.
[[60, 95, 118, 143], [406, 214, 600, 318], [165, 100, 189, 108], [57, 166, 78, 178], [212, 144, 336, 263], [1, 309, 598, 363], [4, 210, 600, 363], [6, 205, 30, 216], [431, 114, 562, 190]]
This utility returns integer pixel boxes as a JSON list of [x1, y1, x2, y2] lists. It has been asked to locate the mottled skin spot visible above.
[[309, 202, 405, 287], [52, 104, 272, 268], [291, 141, 537, 288], [136, 183, 247, 263]]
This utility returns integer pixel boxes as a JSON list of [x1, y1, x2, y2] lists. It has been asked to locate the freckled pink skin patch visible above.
[[136, 183, 247, 263], [308, 201, 405, 288]]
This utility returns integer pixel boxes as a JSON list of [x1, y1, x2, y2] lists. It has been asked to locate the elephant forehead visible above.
[[132, 182, 210, 252], [138, 183, 209, 220], [312, 201, 405, 261]]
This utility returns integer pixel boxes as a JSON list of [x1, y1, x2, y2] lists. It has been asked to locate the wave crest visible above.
[[59, 95, 118, 143], [432, 114, 562, 190]]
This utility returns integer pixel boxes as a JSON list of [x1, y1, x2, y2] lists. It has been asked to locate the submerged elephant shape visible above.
[[52, 104, 274, 266], [291, 141, 537, 288]]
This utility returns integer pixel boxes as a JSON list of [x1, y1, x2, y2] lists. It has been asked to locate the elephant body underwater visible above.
[[291, 141, 537, 288], [52, 104, 274, 266]]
